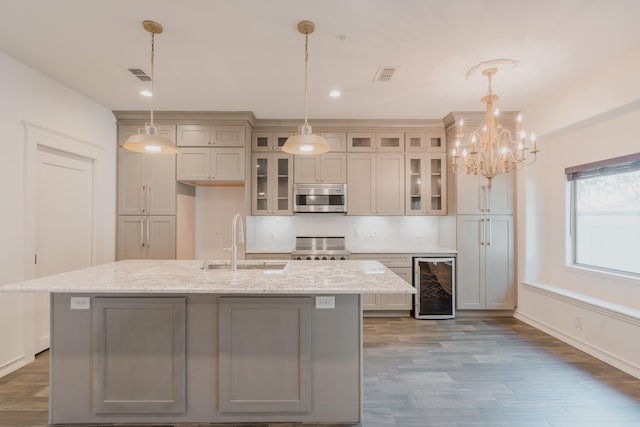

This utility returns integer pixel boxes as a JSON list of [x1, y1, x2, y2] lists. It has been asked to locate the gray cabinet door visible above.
[[218, 296, 312, 413], [92, 297, 186, 413]]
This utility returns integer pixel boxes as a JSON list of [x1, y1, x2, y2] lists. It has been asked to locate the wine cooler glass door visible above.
[[413, 257, 455, 319]]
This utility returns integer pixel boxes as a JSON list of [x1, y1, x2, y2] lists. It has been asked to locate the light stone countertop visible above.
[[247, 246, 457, 255], [0, 259, 416, 295]]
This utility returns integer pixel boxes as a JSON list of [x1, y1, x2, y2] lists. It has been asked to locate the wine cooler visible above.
[[413, 257, 455, 319]]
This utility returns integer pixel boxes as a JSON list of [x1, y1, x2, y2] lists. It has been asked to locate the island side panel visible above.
[[50, 293, 361, 424]]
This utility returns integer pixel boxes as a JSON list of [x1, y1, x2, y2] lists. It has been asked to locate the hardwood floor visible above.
[[1, 317, 639, 426]]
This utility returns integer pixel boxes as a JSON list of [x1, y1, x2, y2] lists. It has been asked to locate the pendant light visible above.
[[123, 20, 178, 154], [282, 21, 330, 155]]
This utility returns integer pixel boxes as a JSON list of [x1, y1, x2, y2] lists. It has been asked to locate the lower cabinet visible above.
[[456, 215, 514, 310], [117, 215, 176, 260], [352, 254, 413, 312], [91, 297, 186, 413], [218, 297, 312, 412]]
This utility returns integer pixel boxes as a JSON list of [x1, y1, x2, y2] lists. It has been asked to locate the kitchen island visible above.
[[1, 259, 415, 425]]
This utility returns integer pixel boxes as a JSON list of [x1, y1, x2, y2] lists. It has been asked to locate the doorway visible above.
[[33, 146, 93, 352]]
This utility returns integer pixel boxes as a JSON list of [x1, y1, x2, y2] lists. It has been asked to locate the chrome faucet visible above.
[[230, 213, 244, 271]]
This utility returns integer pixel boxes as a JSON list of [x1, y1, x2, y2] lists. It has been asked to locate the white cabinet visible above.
[[252, 152, 293, 215], [347, 153, 404, 215], [456, 215, 514, 310], [252, 132, 292, 152], [456, 172, 514, 215], [177, 147, 245, 182], [294, 153, 347, 184], [177, 125, 245, 147], [405, 130, 446, 152], [319, 132, 347, 152], [118, 148, 176, 215], [405, 153, 447, 215], [117, 215, 176, 260], [347, 132, 404, 152]]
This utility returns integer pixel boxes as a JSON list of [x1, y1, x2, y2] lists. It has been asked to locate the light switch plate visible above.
[[315, 296, 335, 309], [70, 297, 90, 310]]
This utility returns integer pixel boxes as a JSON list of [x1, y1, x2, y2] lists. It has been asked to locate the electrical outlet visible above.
[[369, 231, 378, 238], [70, 297, 90, 310], [315, 296, 335, 309]]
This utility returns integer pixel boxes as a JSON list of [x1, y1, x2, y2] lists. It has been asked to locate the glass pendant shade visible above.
[[123, 124, 178, 153], [283, 123, 330, 155]]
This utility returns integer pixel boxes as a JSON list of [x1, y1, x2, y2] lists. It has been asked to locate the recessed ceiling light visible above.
[[329, 90, 341, 98], [140, 90, 153, 97]]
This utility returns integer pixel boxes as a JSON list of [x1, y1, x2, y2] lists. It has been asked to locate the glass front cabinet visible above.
[[405, 153, 447, 215], [252, 153, 293, 215]]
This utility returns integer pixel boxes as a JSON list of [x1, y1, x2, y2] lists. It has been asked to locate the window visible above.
[[566, 153, 640, 277]]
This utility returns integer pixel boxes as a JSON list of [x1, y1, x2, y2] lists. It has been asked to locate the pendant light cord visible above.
[[150, 31, 155, 125], [303, 32, 309, 126]]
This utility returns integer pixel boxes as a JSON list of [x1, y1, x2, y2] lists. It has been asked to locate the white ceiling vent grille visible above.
[[128, 67, 151, 81], [374, 66, 398, 82]]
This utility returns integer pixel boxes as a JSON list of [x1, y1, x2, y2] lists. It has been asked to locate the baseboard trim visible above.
[[515, 310, 640, 380], [0, 355, 27, 378], [455, 310, 514, 318], [521, 281, 640, 325]]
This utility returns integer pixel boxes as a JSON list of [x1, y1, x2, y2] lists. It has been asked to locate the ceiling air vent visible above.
[[127, 67, 151, 81], [374, 66, 398, 82]]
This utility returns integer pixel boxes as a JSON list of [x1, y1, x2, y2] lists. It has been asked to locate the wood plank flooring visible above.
[[1, 317, 639, 426]]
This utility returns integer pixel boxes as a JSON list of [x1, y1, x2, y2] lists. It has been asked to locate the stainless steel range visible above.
[[291, 236, 351, 260]]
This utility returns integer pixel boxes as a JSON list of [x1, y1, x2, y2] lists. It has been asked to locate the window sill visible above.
[[564, 263, 640, 286]]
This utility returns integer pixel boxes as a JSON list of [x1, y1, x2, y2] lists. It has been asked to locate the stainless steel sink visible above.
[[202, 261, 288, 271]]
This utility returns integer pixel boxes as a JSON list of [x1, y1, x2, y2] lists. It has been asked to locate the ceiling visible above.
[[1, 0, 639, 120]]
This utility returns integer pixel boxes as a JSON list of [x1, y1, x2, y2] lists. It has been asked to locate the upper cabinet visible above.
[[294, 153, 347, 184], [177, 147, 245, 183], [405, 131, 446, 152], [347, 153, 404, 215], [318, 132, 347, 152], [118, 125, 176, 215], [251, 152, 293, 215], [177, 125, 245, 147], [347, 132, 404, 152], [118, 147, 176, 216], [252, 132, 291, 152], [455, 171, 514, 215], [405, 153, 447, 216]]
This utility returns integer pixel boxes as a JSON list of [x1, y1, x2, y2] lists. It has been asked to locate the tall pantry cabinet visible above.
[[445, 113, 516, 311], [117, 124, 179, 260]]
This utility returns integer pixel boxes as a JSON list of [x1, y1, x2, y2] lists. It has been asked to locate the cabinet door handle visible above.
[[487, 218, 492, 246], [147, 186, 151, 213], [146, 218, 151, 247], [480, 218, 485, 245], [141, 185, 146, 213], [487, 188, 492, 213], [140, 219, 145, 247], [480, 186, 486, 212]]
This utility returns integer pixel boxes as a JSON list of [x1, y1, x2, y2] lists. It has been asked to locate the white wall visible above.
[[0, 52, 116, 376], [515, 45, 640, 378], [195, 186, 247, 259]]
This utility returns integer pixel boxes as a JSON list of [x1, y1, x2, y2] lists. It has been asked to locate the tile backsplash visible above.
[[247, 215, 442, 253]]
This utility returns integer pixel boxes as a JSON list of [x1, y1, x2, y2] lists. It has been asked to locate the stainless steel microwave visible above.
[[293, 183, 347, 213]]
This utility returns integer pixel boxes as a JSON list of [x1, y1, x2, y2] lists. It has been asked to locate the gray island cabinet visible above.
[[1, 259, 414, 425]]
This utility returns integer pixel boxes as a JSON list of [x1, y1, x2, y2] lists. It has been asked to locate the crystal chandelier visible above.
[[451, 67, 538, 188]]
